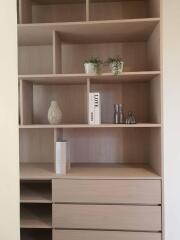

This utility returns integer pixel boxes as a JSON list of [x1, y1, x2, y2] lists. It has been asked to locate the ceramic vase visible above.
[[48, 101, 62, 125]]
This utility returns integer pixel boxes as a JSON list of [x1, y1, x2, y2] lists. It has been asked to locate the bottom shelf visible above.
[[20, 162, 161, 180], [21, 229, 52, 240], [20, 204, 52, 229]]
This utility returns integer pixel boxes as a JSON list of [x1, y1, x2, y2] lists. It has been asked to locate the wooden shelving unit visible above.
[[18, 0, 162, 239]]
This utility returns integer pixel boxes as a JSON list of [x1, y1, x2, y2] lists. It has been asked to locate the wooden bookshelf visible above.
[[18, 0, 162, 239]]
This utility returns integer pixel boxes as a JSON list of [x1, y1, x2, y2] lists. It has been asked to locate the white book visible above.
[[55, 141, 70, 175], [93, 92, 101, 124], [89, 93, 95, 124]]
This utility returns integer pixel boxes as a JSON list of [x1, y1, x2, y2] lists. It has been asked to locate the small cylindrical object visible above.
[[55, 141, 70, 175], [119, 104, 124, 124], [114, 104, 119, 124]]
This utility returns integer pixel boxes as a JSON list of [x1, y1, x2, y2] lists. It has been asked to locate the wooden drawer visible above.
[[53, 230, 161, 240], [53, 204, 161, 231], [52, 179, 161, 204]]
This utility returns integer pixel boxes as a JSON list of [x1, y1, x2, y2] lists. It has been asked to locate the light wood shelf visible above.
[[20, 163, 161, 180], [20, 182, 52, 203], [20, 204, 52, 229], [19, 123, 161, 129], [18, 18, 160, 45], [19, 71, 160, 84]]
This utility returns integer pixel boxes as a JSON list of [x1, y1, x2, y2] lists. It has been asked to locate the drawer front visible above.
[[53, 230, 161, 240], [52, 179, 161, 204], [53, 204, 161, 231]]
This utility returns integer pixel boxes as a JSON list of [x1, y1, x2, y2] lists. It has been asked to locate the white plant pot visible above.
[[110, 61, 124, 75], [84, 63, 99, 75], [48, 101, 62, 125]]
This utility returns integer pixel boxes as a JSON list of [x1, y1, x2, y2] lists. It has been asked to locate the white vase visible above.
[[48, 101, 62, 125], [84, 63, 99, 75], [110, 61, 124, 75]]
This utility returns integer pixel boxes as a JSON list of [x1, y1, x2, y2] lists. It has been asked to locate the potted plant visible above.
[[106, 57, 124, 75], [84, 57, 102, 75]]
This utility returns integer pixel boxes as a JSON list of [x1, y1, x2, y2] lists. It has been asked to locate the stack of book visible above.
[[89, 92, 101, 124]]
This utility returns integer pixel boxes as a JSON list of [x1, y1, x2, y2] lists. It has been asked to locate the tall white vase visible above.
[[48, 101, 62, 124]]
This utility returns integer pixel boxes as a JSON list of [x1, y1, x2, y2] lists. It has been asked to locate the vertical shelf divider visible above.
[[53, 31, 62, 74], [86, 0, 90, 21], [19, 0, 32, 24]]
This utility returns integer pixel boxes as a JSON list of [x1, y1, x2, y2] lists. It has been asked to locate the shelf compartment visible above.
[[21, 229, 52, 240], [63, 128, 162, 173], [20, 162, 161, 180], [18, 71, 161, 84], [18, 45, 53, 75], [19, 128, 54, 164], [20, 181, 52, 203], [89, 0, 160, 21], [20, 203, 52, 228], [19, 0, 86, 24], [19, 80, 87, 125], [90, 80, 161, 124], [18, 18, 160, 46], [20, 127, 162, 179]]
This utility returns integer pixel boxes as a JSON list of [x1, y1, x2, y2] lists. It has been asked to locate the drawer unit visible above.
[[52, 179, 161, 204], [53, 230, 161, 240], [53, 204, 161, 231]]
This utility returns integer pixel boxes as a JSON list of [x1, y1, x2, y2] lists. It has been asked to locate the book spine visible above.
[[94, 92, 101, 124], [89, 93, 95, 124]]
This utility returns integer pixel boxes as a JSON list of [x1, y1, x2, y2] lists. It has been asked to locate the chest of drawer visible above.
[[52, 179, 161, 204], [53, 230, 161, 240], [53, 204, 161, 231]]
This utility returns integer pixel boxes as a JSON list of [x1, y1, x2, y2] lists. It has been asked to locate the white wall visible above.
[[163, 0, 180, 239], [0, 1, 19, 240]]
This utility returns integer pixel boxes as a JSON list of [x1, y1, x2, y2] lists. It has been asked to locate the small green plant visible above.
[[84, 57, 102, 74], [85, 57, 102, 65], [106, 56, 122, 64], [106, 56, 124, 75]]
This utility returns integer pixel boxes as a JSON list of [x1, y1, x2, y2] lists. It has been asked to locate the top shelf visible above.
[[18, 18, 160, 45]]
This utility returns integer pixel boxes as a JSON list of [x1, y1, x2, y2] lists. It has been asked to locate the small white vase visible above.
[[84, 63, 99, 75], [48, 101, 62, 125]]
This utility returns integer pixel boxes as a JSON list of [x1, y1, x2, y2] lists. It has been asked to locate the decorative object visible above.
[[55, 141, 70, 175], [125, 112, 136, 124], [84, 57, 102, 75], [119, 104, 124, 124], [48, 101, 62, 124], [106, 56, 124, 75], [114, 104, 124, 124], [89, 92, 101, 124]]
